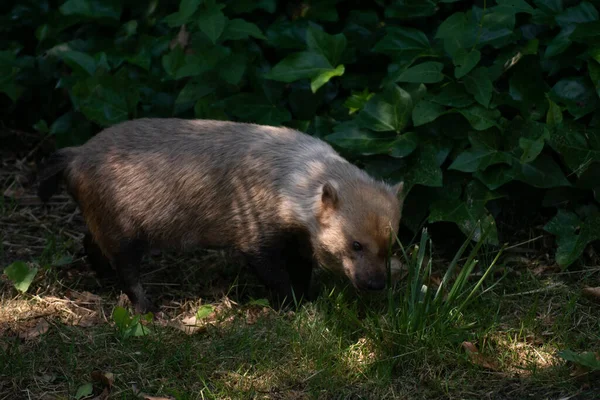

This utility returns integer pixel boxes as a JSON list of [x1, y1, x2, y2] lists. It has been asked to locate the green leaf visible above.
[[463, 67, 493, 108], [544, 210, 600, 268], [558, 350, 600, 370], [4, 261, 38, 293], [449, 132, 512, 173], [546, 97, 563, 127], [518, 154, 571, 188], [343, 89, 374, 115], [549, 77, 598, 119], [265, 52, 333, 82], [326, 121, 418, 158], [373, 26, 431, 60], [555, 1, 598, 28], [0, 51, 23, 102], [385, 0, 436, 19], [431, 83, 474, 108], [221, 18, 266, 41], [165, 0, 203, 27], [412, 100, 446, 126], [356, 85, 413, 132], [71, 74, 139, 127], [196, 304, 215, 320], [198, 4, 227, 44], [496, 0, 534, 14], [547, 121, 600, 176], [429, 181, 500, 245], [390, 132, 419, 158], [455, 105, 501, 131], [227, 0, 276, 14], [59, 0, 122, 19], [75, 383, 93, 399], [223, 92, 291, 126], [519, 137, 545, 163], [219, 53, 247, 85], [394, 62, 444, 84], [48, 45, 97, 76], [508, 61, 549, 120], [436, 12, 478, 57], [174, 81, 214, 114], [310, 64, 345, 92], [306, 24, 347, 66], [453, 49, 480, 79]]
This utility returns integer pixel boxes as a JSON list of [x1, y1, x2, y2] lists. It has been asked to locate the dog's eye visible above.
[[352, 241, 363, 251]]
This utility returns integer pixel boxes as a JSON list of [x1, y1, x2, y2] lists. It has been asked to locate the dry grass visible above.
[[1, 134, 600, 399]]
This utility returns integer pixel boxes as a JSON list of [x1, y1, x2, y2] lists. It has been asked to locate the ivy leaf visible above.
[[0, 51, 24, 102], [306, 24, 347, 66], [4, 261, 38, 293], [449, 131, 512, 173], [310, 64, 345, 92], [429, 181, 501, 245], [343, 89, 374, 115], [165, 0, 203, 27], [265, 52, 332, 82], [394, 61, 444, 84], [412, 100, 446, 127], [223, 92, 291, 126], [325, 121, 417, 157], [431, 83, 474, 108], [356, 84, 413, 132], [48, 45, 97, 76], [453, 49, 481, 79], [385, 0, 437, 19], [549, 77, 598, 119], [544, 209, 600, 268], [373, 26, 431, 60], [174, 81, 214, 114], [496, 0, 534, 14], [519, 137, 545, 163], [435, 12, 478, 57], [508, 61, 549, 120], [455, 105, 501, 131], [464, 67, 493, 108], [221, 18, 266, 41], [59, 0, 122, 20], [71, 74, 139, 127], [198, 4, 227, 44], [547, 121, 600, 177], [518, 154, 571, 188]]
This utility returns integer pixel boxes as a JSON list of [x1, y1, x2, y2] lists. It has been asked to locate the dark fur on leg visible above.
[[245, 229, 314, 309], [83, 231, 115, 280], [113, 239, 156, 314]]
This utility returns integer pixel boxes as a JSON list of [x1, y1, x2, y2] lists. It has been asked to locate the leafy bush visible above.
[[2, 0, 599, 267]]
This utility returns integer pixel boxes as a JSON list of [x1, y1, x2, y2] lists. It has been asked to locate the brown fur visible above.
[[38, 118, 404, 313]]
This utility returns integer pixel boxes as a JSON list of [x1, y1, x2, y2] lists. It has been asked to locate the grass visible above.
[[1, 153, 600, 399]]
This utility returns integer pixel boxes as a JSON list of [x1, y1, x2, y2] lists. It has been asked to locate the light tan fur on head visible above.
[[310, 178, 403, 290]]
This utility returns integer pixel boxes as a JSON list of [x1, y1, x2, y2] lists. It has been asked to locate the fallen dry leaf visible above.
[[582, 287, 600, 302], [139, 394, 174, 400], [91, 370, 114, 389], [169, 25, 189, 50], [173, 315, 207, 335], [73, 313, 99, 328], [462, 341, 499, 370], [69, 290, 103, 304], [19, 318, 49, 340]]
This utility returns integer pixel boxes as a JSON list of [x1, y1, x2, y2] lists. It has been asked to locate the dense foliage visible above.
[[2, 0, 599, 267]]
